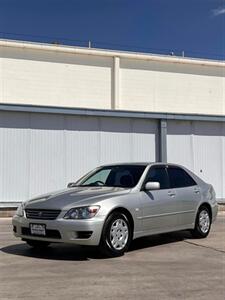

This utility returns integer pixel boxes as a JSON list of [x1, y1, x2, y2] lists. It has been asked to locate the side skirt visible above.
[[133, 223, 195, 240]]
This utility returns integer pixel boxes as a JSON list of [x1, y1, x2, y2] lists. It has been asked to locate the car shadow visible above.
[[129, 230, 192, 252], [0, 243, 101, 261], [0, 230, 193, 261]]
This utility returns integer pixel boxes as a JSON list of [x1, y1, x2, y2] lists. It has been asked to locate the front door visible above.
[[140, 165, 181, 232]]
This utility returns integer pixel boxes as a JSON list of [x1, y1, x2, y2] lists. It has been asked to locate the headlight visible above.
[[64, 206, 100, 219], [16, 203, 25, 217]]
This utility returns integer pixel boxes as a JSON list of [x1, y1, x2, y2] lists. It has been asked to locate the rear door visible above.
[[167, 166, 201, 227], [139, 165, 181, 232]]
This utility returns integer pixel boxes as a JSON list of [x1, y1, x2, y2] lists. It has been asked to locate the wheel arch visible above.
[[104, 207, 134, 238], [198, 202, 212, 220]]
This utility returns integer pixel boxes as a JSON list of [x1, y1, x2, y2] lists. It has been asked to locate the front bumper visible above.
[[12, 214, 105, 246]]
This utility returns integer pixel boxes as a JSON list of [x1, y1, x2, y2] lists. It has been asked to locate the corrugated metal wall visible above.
[[1, 111, 224, 205], [167, 120, 225, 202], [0, 111, 158, 204]]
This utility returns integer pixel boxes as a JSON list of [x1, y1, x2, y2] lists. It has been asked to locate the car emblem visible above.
[[38, 211, 43, 217]]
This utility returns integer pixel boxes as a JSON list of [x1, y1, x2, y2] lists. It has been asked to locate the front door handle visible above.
[[168, 190, 176, 197]]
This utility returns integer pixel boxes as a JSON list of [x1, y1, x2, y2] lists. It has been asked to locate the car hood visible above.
[[25, 186, 131, 210]]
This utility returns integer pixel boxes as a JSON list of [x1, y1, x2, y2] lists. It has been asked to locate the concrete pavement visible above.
[[0, 216, 224, 300]]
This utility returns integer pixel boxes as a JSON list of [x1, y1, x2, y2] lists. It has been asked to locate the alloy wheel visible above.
[[199, 209, 210, 234], [110, 218, 129, 250]]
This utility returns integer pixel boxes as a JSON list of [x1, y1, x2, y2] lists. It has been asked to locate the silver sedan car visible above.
[[12, 163, 218, 257]]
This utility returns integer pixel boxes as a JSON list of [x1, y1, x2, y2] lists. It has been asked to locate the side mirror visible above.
[[145, 181, 160, 191], [67, 182, 76, 188]]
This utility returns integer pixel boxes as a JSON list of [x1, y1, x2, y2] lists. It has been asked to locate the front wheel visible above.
[[191, 206, 211, 238], [100, 212, 132, 257]]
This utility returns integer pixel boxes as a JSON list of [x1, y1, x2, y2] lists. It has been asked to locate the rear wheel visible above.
[[26, 240, 50, 249], [191, 206, 211, 238], [100, 212, 132, 257]]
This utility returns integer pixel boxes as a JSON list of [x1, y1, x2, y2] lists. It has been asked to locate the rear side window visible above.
[[145, 167, 170, 189], [168, 167, 196, 188]]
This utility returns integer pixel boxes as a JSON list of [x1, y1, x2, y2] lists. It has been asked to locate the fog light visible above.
[[77, 231, 93, 239]]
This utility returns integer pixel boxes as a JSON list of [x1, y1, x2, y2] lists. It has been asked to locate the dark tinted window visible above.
[[168, 167, 196, 188], [145, 167, 170, 189], [77, 165, 146, 188]]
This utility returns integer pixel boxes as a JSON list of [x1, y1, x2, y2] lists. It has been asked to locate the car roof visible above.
[[100, 162, 151, 167], [100, 162, 187, 168]]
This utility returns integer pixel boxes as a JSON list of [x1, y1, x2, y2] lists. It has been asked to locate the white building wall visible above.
[[0, 111, 157, 204], [167, 120, 225, 201], [0, 46, 113, 109], [0, 40, 225, 205], [120, 59, 225, 115], [0, 40, 224, 116]]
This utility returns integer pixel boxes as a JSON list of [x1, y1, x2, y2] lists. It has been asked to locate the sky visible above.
[[0, 0, 224, 60]]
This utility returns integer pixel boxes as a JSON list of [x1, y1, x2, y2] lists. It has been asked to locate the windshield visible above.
[[76, 165, 147, 188]]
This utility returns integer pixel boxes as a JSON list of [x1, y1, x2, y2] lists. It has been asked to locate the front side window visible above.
[[167, 167, 196, 188], [145, 167, 170, 189], [76, 165, 146, 188]]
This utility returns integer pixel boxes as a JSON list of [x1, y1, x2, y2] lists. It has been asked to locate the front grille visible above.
[[21, 227, 61, 239], [25, 209, 61, 220]]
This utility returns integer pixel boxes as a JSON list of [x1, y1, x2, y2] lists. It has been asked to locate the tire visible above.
[[26, 240, 50, 249], [191, 206, 211, 238], [100, 212, 132, 257]]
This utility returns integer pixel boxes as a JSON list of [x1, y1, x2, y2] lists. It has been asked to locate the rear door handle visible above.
[[168, 190, 176, 197]]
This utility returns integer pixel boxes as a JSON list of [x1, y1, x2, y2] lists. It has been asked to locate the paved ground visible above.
[[0, 216, 224, 300]]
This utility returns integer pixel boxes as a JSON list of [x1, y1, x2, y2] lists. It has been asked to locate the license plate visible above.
[[30, 224, 46, 236]]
